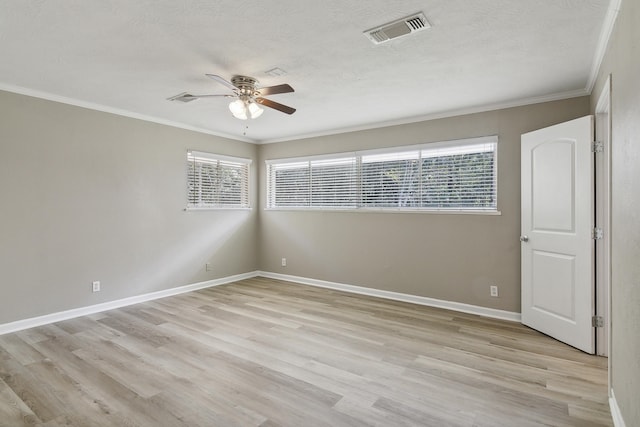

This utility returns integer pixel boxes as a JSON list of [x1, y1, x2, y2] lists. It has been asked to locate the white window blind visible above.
[[361, 150, 421, 208], [310, 157, 357, 208], [266, 136, 497, 212], [187, 151, 251, 209], [419, 141, 496, 210], [267, 157, 357, 208]]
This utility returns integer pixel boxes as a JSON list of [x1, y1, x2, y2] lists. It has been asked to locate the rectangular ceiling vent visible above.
[[364, 13, 430, 45]]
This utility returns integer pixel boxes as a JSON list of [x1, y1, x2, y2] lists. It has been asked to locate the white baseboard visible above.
[[1, 271, 521, 336], [610, 390, 627, 427], [258, 271, 521, 322], [0, 271, 259, 336]]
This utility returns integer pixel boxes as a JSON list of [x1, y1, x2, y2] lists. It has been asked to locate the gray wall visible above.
[[0, 89, 595, 325], [257, 97, 590, 313], [591, 0, 640, 424], [0, 90, 258, 325]]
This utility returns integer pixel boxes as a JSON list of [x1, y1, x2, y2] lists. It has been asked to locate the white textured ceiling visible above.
[[0, 0, 612, 143]]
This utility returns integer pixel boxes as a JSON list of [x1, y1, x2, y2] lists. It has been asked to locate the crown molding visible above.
[[259, 88, 590, 144], [0, 82, 255, 143], [585, 0, 622, 93]]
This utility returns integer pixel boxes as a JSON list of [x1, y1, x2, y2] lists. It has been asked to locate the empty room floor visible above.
[[0, 277, 611, 426]]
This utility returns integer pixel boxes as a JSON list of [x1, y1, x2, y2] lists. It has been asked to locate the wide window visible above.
[[266, 136, 497, 212], [187, 151, 251, 209]]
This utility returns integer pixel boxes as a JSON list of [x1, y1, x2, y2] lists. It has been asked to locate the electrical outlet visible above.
[[281, 258, 287, 267], [490, 285, 498, 297], [206, 263, 212, 271], [92, 281, 101, 293]]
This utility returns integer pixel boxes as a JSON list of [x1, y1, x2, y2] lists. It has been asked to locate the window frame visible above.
[[265, 136, 499, 214], [186, 150, 252, 210]]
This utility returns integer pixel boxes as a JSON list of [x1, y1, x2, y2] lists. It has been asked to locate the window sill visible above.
[[185, 207, 252, 211], [264, 207, 501, 215]]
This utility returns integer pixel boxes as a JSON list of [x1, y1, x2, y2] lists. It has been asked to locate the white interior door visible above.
[[521, 115, 594, 354]]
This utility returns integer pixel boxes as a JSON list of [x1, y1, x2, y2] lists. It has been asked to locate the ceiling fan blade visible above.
[[167, 92, 233, 102], [256, 97, 296, 115], [187, 94, 234, 98], [205, 74, 237, 91], [258, 84, 294, 96]]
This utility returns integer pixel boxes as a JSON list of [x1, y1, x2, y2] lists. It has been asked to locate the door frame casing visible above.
[[595, 76, 612, 360]]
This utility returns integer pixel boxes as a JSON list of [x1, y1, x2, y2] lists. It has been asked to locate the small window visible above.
[[187, 151, 251, 209], [266, 136, 497, 213]]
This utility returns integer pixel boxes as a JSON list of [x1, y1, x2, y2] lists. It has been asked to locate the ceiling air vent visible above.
[[364, 12, 430, 45]]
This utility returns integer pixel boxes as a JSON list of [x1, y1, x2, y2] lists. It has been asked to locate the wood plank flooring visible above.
[[0, 277, 611, 426]]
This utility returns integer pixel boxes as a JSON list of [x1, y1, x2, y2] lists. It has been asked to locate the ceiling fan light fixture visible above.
[[247, 101, 264, 119], [229, 99, 248, 120], [229, 98, 264, 120]]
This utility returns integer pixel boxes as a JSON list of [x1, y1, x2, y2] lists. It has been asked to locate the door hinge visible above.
[[592, 141, 604, 153], [592, 227, 604, 240], [592, 315, 604, 328]]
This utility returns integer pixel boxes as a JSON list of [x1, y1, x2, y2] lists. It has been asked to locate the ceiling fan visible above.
[[168, 74, 296, 120]]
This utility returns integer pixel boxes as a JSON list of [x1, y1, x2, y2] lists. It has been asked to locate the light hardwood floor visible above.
[[0, 277, 611, 426]]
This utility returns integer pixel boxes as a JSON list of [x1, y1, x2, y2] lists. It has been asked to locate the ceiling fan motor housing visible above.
[[231, 75, 259, 97]]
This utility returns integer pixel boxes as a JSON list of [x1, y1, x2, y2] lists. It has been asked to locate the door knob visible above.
[[520, 235, 529, 242]]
